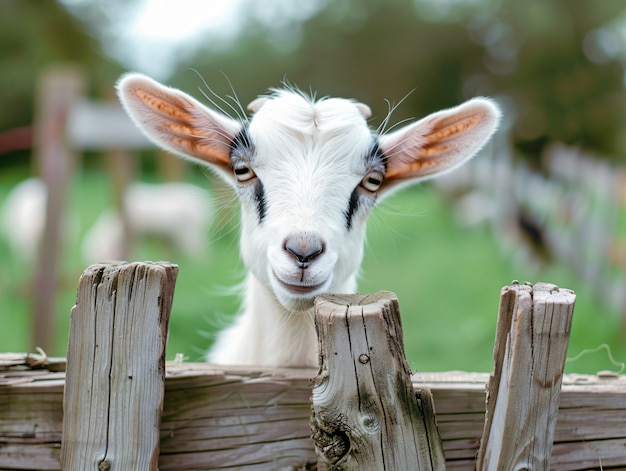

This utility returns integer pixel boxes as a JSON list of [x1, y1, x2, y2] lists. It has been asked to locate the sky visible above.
[[60, 0, 247, 78], [121, 0, 246, 77], [65, 0, 328, 79], [129, 0, 244, 43]]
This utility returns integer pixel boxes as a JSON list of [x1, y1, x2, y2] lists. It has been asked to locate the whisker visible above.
[[377, 89, 415, 135], [190, 68, 247, 122], [189, 69, 231, 116], [221, 71, 249, 125], [382, 134, 425, 161], [383, 116, 416, 135]]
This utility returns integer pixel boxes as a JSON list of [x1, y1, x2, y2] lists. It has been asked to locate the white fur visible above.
[[117, 73, 501, 367]]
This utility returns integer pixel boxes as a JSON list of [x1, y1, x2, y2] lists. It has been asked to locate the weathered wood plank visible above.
[[159, 369, 318, 470], [66, 99, 153, 150], [1, 361, 625, 470], [60, 262, 178, 471], [0, 352, 65, 371], [552, 438, 626, 470], [0, 377, 64, 470], [477, 282, 576, 471], [311, 292, 444, 470]]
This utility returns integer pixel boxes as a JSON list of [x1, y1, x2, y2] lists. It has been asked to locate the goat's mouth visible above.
[[272, 271, 327, 297]]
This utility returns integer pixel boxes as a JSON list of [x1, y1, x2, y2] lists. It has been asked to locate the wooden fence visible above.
[[435, 132, 626, 323], [1, 262, 625, 470], [18, 66, 185, 354]]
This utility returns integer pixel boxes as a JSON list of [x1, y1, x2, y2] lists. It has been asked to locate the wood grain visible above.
[[60, 262, 177, 471], [311, 292, 444, 470], [1, 359, 625, 470], [477, 282, 576, 471]]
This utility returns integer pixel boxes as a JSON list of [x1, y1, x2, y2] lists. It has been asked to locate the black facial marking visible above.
[[345, 137, 387, 230], [230, 126, 252, 158], [369, 137, 388, 171], [254, 179, 267, 223], [229, 125, 265, 223], [345, 187, 360, 230]]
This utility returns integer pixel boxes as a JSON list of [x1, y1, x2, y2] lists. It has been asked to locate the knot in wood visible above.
[[358, 353, 370, 364], [311, 426, 350, 465], [360, 413, 379, 433], [98, 460, 111, 471]]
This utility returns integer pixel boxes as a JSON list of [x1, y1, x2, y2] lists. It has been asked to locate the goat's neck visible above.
[[208, 273, 356, 367]]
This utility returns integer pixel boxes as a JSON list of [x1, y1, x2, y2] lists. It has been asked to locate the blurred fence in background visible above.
[[1, 66, 197, 353], [436, 130, 626, 331]]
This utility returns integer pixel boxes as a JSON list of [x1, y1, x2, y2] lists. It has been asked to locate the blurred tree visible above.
[[171, 0, 626, 164], [4, 0, 624, 165], [485, 0, 626, 162], [0, 0, 125, 166]]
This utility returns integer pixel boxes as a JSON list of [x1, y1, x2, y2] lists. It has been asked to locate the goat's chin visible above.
[[278, 295, 316, 312], [268, 267, 332, 312], [270, 277, 328, 312]]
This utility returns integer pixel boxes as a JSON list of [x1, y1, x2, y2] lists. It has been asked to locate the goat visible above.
[[117, 73, 501, 366], [1, 178, 78, 264], [1, 178, 47, 263], [81, 181, 212, 264]]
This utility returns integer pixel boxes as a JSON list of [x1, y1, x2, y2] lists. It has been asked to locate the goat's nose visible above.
[[284, 236, 324, 268]]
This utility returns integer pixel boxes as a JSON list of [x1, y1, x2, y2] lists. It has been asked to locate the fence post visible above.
[[311, 291, 444, 470], [31, 65, 85, 353], [476, 281, 576, 470], [61, 262, 178, 471], [104, 147, 138, 261]]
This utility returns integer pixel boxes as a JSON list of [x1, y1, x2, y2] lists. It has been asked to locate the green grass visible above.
[[0, 167, 623, 374]]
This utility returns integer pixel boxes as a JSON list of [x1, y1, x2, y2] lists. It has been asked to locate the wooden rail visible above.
[[1, 361, 625, 470], [1, 262, 625, 470]]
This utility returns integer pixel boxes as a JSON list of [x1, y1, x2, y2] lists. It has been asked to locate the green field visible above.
[[0, 167, 623, 374]]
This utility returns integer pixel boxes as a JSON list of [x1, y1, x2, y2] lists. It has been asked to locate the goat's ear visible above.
[[247, 96, 269, 113], [379, 98, 501, 193], [117, 73, 241, 170]]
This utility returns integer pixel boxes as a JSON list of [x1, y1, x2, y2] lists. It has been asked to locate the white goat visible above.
[[81, 181, 211, 264], [117, 73, 501, 367], [1, 178, 47, 263]]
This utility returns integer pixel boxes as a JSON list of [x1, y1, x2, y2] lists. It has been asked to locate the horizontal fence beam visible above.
[[1, 360, 625, 470], [2, 261, 624, 470], [66, 99, 154, 150]]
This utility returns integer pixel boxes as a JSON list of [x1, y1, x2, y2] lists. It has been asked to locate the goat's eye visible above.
[[233, 163, 256, 182], [361, 171, 383, 192]]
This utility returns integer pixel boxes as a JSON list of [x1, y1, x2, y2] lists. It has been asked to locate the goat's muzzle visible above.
[[283, 235, 325, 269]]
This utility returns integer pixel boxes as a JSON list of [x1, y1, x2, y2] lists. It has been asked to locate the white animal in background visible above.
[[117, 73, 501, 367], [81, 210, 125, 263], [1, 178, 47, 262], [0, 178, 211, 266], [81, 181, 211, 264]]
